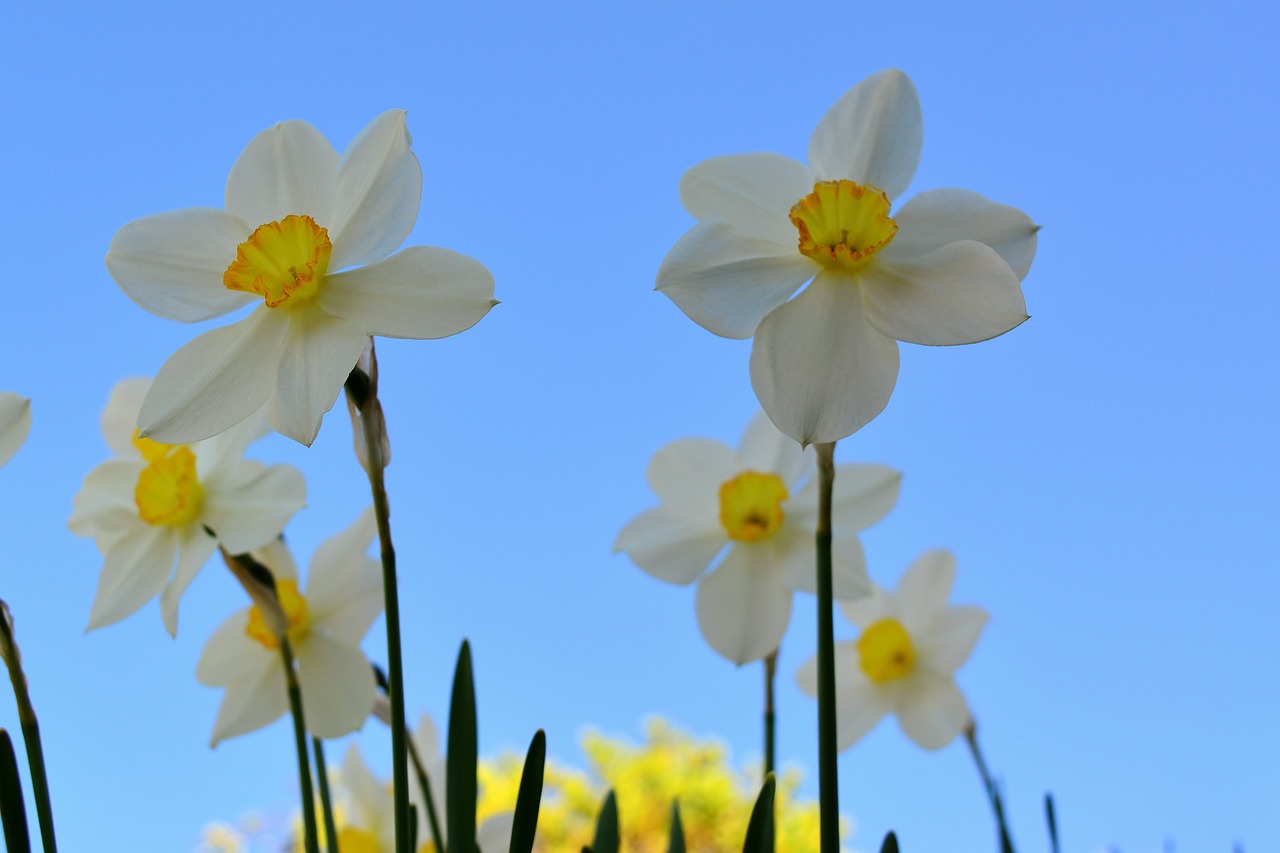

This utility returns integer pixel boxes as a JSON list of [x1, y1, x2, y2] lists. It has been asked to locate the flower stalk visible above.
[[344, 342, 410, 853], [965, 721, 1016, 853], [0, 602, 57, 853], [814, 441, 839, 853], [763, 648, 777, 778], [282, 638, 321, 853], [312, 737, 340, 853]]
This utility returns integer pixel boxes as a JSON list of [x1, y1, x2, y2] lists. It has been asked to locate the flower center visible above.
[[337, 827, 379, 853], [244, 579, 311, 650], [790, 180, 897, 270], [856, 617, 916, 684], [224, 214, 332, 308], [718, 471, 788, 542], [133, 434, 203, 527]]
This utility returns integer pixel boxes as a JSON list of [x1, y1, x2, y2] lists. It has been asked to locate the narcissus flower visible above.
[[68, 378, 305, 635], [196, 508, 382, 745], [796, 549, 988, 750], [614, 411, 900, 664], [107, 110, 498, 446], [0, 393, 31, 469], [657, 69, 1037, 445]]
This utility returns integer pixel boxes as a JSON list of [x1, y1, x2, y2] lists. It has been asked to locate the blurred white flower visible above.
[[796, 549, 988, 750], [68, 378, 305, 635], [0, 393, 31, 469], [107, 110, 497, 446], [657, 69, 1036, 445], [615, 411, 900, 664], [196, 507, 382, 746]]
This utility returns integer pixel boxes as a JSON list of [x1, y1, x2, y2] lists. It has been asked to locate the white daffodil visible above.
[[338, 713, 513, 853], [657, 69, 1037, 446], [796, 549, 988, 751], [68, 378, 306, 636], [0, 393, 31, 469], [106, 110, 498, 446], [196, 508, 382, 746], [614, 411, 900, 664]]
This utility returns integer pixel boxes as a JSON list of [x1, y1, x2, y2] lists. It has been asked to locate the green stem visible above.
[[0, 608, 56, 853], [348, 360, 411, 853], [406, 730, 445, 853], [763, 648, 777, 778], [281, 639, 321, 853], [312, 737, 340, 853], [965, 723, 1016, 853], [814, 441, 839, 853]]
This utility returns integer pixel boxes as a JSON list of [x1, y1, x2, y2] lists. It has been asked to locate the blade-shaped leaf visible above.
[[741, 774, 775, 853], [666, 800, 686, 853], [508, 729, 546, 853], [590, 790, 619, 853], [1045, 793, 1059, 853], [447, 640, 477, 853], [0, 730, 30, 853], [879, 830, 899, 853]]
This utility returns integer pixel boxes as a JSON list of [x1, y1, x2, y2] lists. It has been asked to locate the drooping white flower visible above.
[[338, 712, 513, 853], [196, 508, 382, 746], [614, 411, 900, 664], [107, 110, 498, 446], [0, 393, 31, 469], [796, 548, 988, 751], [68, 378, 306, 636], [657, 69, 1037, 445]]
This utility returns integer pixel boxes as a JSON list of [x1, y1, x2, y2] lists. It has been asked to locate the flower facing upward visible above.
[[656, 69, 1037, 445], [0, 393, 31, 469], [68, 378, 306, 636], [106, 110, 498, 446], [614, 411, 900, 664], [796, 549, 988, 751], [196, 508, 382, 745]]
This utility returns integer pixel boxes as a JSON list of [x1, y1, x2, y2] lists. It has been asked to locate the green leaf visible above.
[[666, 800, 686, 853], [446, 640, 477, 853], [1044, 793, 1059, 853], [0, 729, 31, 853], [590, 790, 619, 853], [879, 831, 899, 853], [741, 774, 775, 853], [508, 730, 546, 853]]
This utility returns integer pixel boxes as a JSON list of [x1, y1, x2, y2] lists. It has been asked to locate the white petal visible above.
[[342, 745, 395, 841], [918, 605, 989, 675], [788, 464, 902, 532], [749, 274, 901, 446], [269, 309, 368, 446], [208, 659, 287, 746], [194, 407, 270, 476], [613, 505, 726, 585], [106, 208, 255, 321], [201, 461, 306, 554], [196, 610, 259, 685], [808, 70, 922, 200], [413, 712, 442, 765], [645, 437, 737, 518], [138, 308, 286, 444], [797, 646, 892, 751], [736, 410, 811, 485], [839, 584, 893, 628], [695, 544, 792, 664], [159, 525, 218, 636], [896, 672, 970, 750], [320, 247, 497, 339], [861, 242, 1028, 346], [778, 529, 870, 600], [795, 641, 865, 695], [68, 459, 144, 538], [86, 528, 178, 630], [307, 511, 383, 644], [295, 633, 376, 738], [0, 393, 31, 469], [330, 110, 421, 270], [100, 378, 150, 456], [896, 549, 956, 632], [656, 220, 816, 339], [891, 188, 1038, 280], [478, 813, 515, 853], [224, 120, 339, 228], [251, 538, 300, 583], [679, 153, 814, 244]]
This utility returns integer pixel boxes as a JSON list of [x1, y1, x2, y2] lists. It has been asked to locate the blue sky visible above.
[[0, 1, 1276, 851]]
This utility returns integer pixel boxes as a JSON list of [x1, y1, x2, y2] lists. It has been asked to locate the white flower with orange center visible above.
[[196, 508, 382, 745], [0, 393, 31, 469], [656, 69, 1037, 445], [614, 411, 900, 664], [68, 378, 306, 636], [106, 110, 498, 446], [796, 549, 989, 750]]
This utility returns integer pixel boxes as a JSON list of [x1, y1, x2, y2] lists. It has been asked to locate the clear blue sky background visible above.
[[1, 1, 1276, 851]]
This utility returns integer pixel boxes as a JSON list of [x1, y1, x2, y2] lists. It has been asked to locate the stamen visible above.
[[790, 180, 897, 270], [718, 471, 789, 542]]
